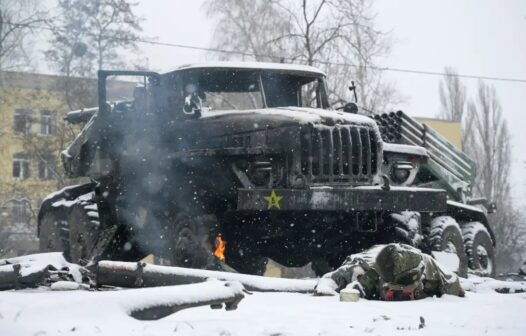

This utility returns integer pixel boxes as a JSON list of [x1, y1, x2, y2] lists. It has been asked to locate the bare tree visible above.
[[46, 0, 143, 76], [438, 67, 467, 122], [0, 0, 47, 72], [204, 0, 397, 111], [205, 0, 291, 63], [465, 81, 526, 272], [45, 0, 143, 109], [467, 83, 509, 201], [437, 67, 471, 149]]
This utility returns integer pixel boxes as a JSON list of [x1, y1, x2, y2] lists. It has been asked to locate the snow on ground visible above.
[[1, 253, 525, 335], [1, 284, 525, 335]]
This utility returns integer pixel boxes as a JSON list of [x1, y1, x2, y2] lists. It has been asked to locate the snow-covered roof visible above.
[[169, 61, 326, 76]]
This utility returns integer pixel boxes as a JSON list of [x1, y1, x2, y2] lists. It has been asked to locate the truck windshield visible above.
[[180, 69, 326, 111], [261, 72, 323, 108]]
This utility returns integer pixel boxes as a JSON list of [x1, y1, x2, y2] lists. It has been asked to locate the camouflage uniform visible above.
[[316, 243, 464, 300]]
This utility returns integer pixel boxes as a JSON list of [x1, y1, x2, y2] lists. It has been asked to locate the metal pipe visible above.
[[96, 261, 317, 293]]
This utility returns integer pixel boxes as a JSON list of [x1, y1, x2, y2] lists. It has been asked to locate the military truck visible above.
[[37, 62, 496, 277]]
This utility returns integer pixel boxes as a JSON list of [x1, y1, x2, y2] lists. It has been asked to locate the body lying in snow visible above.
[[315, 243, 465, 300]]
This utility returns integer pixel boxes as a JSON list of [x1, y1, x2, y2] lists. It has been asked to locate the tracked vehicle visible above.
[[38, 62, 496, 276]]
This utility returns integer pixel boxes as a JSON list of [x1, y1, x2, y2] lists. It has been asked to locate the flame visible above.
[[214, 235, 226, 262]]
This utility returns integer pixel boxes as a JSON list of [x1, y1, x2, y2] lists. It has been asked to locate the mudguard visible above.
[[37, 182, 97, 236]]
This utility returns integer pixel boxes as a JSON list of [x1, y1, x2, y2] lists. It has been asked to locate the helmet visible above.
[[374, 244, 425, 300]]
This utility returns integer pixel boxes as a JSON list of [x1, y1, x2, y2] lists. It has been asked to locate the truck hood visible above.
[[198, 107, 377, 134]]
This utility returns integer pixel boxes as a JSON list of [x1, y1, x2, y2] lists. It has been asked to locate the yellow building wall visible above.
[[0, 85, 70, 207], [415, 117, 462, 149], [0, 72, 90, 256], [0, 71, 133, 256]]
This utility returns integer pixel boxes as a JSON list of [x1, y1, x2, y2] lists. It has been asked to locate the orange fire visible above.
[[214, 235, 226, 262]]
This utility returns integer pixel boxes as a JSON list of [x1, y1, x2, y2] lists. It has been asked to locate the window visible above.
[[182, 70, 264, 111], [12, 153, 31, 179], [261, 72, 322, 108], [6, 199, 32, 226], [13, 108, 32, 135], [38, 153, 56, 180], [40, 110, 56, 135], [299, 79, 321, 108]]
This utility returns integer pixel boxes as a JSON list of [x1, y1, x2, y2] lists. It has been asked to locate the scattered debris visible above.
[[50, 281, 81, 291], [0, 253, 91, 290], [419, 316, 426, 329], [372, 315, 391, 322], [125, 280, 246, 320], [339, 287, 361, 302], [96, 260, 317, 293]]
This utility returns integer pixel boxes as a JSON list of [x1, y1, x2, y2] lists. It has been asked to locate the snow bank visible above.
[[1, 285, 525, 336], [0, 280, 246, 335]]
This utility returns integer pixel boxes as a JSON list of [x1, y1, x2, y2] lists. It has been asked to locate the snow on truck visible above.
[[37, 62, 496, 277]]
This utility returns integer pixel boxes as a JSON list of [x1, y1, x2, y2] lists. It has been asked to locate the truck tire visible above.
[[67, 196, 147, 264], [39, 206, 70, 255], [462, 222, 495, 277], [425, 216, 468, 277], [382, 211, 423, 247], [68, 197, 101, 264], [170, 213, 218, 269]]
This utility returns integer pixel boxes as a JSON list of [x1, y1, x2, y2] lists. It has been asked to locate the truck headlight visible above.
[[249, 161, 272, 186], [291, 173, 306, 188], [391, 162, 413, 184]]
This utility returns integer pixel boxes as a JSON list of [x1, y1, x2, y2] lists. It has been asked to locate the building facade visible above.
[[415, 117, 462, 149], [0, 71, 97, 257]]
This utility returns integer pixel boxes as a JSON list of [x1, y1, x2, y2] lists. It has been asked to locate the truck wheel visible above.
[[426, 216, 468, 277], [39, 206, 70, 255], [462, 222, 495, 277], [68, 197, 101, 264], [382, 211, 423, 247], [170, 213, 218, 269]]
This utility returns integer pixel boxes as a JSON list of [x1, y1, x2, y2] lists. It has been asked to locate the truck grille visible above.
[[300, 125, 379, 184]]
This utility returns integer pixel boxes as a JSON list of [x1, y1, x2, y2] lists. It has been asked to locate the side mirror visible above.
[[183, 93, 202, 118]]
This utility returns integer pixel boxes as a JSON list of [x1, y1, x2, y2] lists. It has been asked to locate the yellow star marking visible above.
[[264, 190, 283, 209]]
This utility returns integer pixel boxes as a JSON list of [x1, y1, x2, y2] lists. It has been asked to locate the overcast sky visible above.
[[133, 0, 526, 205]]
